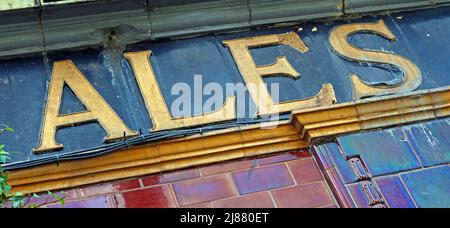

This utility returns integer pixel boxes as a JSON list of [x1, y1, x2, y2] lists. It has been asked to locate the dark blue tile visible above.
[[401, 166, 450, 208], [338, 129, 422, 177], [375, 176, 416, 208], [403, 119, 450, 167]]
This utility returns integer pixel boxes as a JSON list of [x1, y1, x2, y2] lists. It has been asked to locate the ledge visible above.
[[8, 121, 304, 193], [291, 86, 450, 144]]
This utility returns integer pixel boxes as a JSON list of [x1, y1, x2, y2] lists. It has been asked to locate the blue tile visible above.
[[401, 166, 450, 208], [375, 176, 416, 208], [338, 129, 422, 177], [403, 119, 450, 167], [318, 143, 358, 184]]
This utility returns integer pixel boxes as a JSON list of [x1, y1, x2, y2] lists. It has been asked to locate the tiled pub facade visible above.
[[1, 1, 450, 209], [42, 118, 450, 208]]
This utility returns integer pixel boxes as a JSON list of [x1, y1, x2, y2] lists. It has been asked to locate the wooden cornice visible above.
[[292, 86, 450, 144], [7, 86, 450, 194]]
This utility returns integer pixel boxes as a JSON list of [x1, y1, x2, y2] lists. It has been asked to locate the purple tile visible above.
[[232, 164, 294, 195], [375, 176, 416, 208], [347, 181, 385, 208], [347, 182, 372, 208], [173, 175, 237, 206], [48, 196, 113, 208]]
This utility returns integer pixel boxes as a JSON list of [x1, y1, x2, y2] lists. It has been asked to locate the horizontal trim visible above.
[[291, 86, 450, 144], [8, 121, 305, 193]]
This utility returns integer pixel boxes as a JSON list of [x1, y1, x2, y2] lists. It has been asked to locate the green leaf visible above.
[[3, 185, 11, 194], [0, 155, 10, 164], [5, 127, 13, 133], [12, 200, 20, 208], [15, 192, 24, 197], [0, 145, 4, 150]]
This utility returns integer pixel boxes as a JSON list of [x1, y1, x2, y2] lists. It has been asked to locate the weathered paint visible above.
[[1, 7, 450, 165]]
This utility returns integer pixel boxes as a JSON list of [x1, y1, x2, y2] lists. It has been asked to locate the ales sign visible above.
[[0, 9, 449, 163]]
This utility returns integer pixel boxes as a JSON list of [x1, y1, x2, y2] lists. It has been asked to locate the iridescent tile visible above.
[[338, 129, 421, 177], [401, 166, 450, 208], [402, 119, 450, 167], [375, 176, 416, 208], [314, 143, 357, 184]]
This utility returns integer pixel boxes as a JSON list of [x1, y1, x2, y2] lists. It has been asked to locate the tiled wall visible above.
[[42, 151, 338, 208], [314, 118, 450, 208], [35, 118, 449, 208]]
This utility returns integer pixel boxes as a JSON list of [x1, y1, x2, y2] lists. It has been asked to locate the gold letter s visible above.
[[329, 20, 422, 99]]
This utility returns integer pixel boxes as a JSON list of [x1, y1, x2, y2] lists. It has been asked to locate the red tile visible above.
[[257, 152, 307, 166], [288, 158, 323, 185], [271, 182, 335, 208], [113, 179, 141, 191], [182, 202, 212, 208], [213, 192, 274, 208], [142, 169, 201, 186], [289, 150, 311, 158], [115, 185, 177, 208], [173, 175, 237, 206], [232, 164, 294, 195], [48, 195, 114, 208], [201, 160, 255, 176]]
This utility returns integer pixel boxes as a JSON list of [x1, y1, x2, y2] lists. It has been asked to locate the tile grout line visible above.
[[167, 183, 181, 208], [312, 155, 340, 208], [267, 191, 278, 208], [285, 161, 299, 187], [398, 175, 420, 208]]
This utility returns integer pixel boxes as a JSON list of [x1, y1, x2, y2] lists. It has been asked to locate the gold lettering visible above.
[[124, 51, 236, 131], [329, 20, 422, 99], [223, 33, 336, 116], [34, 60, 137, 153]]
